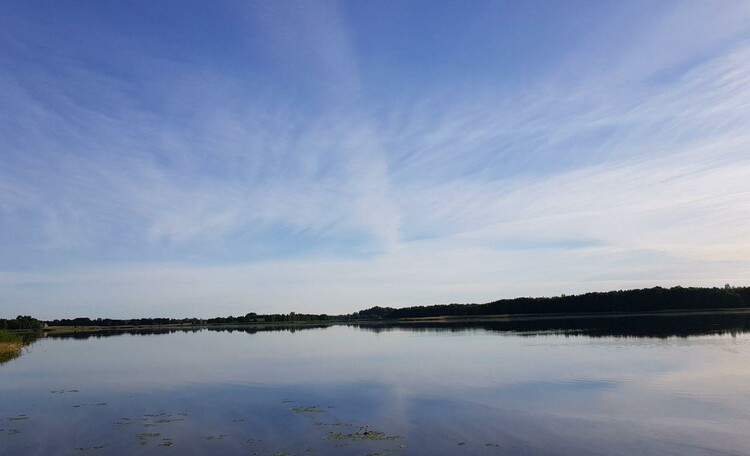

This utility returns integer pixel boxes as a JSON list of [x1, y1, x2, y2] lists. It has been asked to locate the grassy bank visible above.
[[0, 330, 24, 363]]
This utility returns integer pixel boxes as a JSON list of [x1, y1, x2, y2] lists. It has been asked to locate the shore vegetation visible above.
[[0, 330, 24, 363]]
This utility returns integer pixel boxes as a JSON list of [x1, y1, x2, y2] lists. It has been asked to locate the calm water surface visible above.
[[2, 317, 750, 455]]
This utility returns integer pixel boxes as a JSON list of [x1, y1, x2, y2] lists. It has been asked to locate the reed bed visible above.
[[0, 330, 24, 363]]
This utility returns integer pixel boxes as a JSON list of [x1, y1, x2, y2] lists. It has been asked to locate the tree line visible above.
[[0, 315, 44, 330], [5, 286, 750, 329], [352, 310, 750, 339], [357, 286, 750, 319], [205, 312, 332, 324], [47, 312, 332, 327]]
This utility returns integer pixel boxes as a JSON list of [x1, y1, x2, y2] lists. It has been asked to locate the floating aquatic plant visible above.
[[204, 434, 228, 441], [325, 430, 402, 441], [158, 439, 174, 447], [74, 445, 108, 451], [137, 432, 162, 446], [291, 406, 323, 413]]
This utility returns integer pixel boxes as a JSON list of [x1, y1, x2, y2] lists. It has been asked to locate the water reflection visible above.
[[354, 311, 750, 338], [44, 324, 331, 340], [2, 315, 750, 455], [44, 311, 750, 340]]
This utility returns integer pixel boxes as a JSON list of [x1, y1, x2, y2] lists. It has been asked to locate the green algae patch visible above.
[[291, 406, 324, 413], [136, 432, 162, 446], [140, 413, 186, 428], [158, 439, 174, 447], [324, 430, 402, 441], [204, 434, 228, 441], [153, 417, 184, 424], [74, 445, 108, 451], [72, 403, 107, 408]]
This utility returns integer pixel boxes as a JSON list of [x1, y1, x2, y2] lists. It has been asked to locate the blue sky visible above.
[[1, 1, 750, 318]]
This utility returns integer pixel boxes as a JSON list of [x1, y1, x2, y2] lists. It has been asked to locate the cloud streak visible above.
[[0, 1, 749, 317]]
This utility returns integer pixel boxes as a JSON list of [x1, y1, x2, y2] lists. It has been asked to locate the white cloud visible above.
[[1, 3, 750, 317]]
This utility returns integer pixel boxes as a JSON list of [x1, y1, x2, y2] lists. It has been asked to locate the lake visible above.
[[2, 313, 750, 455]]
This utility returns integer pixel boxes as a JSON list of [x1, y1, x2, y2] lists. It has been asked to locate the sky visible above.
[[1, 0, 750, 319]]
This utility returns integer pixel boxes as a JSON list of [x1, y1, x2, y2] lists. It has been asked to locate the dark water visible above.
[[2, 314, 750, 455]]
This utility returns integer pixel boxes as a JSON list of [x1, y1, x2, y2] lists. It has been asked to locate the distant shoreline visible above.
[[42, 320, 337, 335], [38, 307, 750, 336], [391, 307, 750, 323], [5, 285, 749, 336]]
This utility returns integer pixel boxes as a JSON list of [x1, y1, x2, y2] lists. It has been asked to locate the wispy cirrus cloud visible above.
[[0, 1, 749, 317]]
